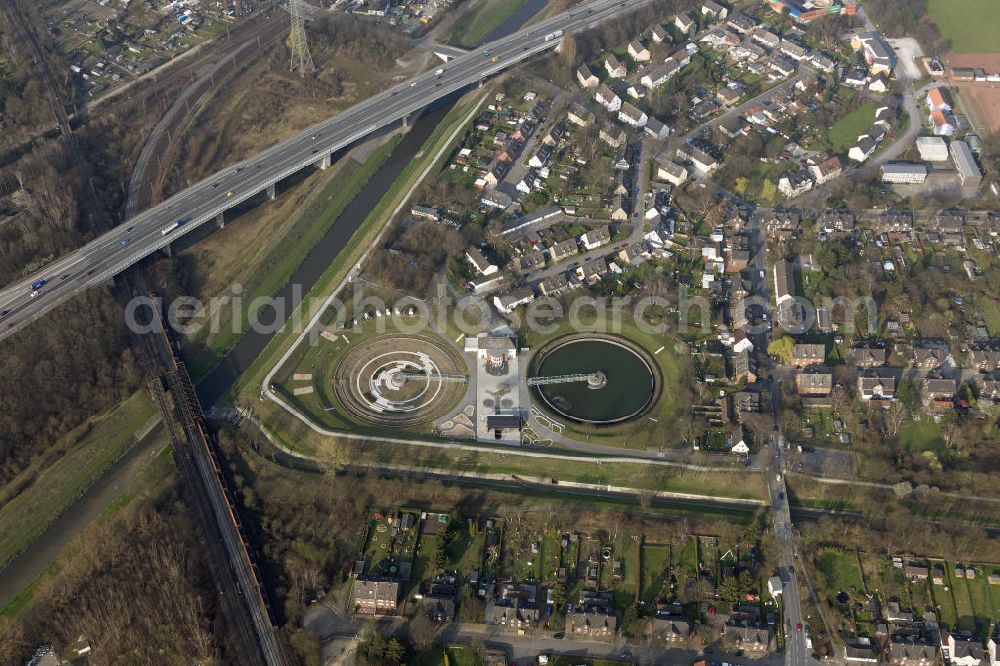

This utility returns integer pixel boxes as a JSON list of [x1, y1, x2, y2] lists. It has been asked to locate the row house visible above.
[[538, 272, 570, 297], [641, 58, 682, 90], [858, 372, 895, 401], [757, 209, 801, 241], [912, 339, 949, 370], [923, 377, 957, 405], [797, 369, 833, 396], [727, 11, 757, 34], [850, 341, 887, 368], [791, 343, 825, 367], [889, 635, 940, 666], [968, 339, 1000, 371], [819, 208, 855, 238]]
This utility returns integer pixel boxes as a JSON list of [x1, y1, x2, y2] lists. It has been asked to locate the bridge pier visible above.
[[317, 152, 331, 170], [216, 212, 225, 229], [265, 183, 276, 201], [162, 243, 172, 257]]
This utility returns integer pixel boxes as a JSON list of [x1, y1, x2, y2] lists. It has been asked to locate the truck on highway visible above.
[[30, 278, 46, 290], [161, 218, 186, 236], [544, 29, 563, 41]]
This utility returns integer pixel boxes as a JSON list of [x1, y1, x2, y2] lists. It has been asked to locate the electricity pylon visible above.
[[288, 0, 314, 75]]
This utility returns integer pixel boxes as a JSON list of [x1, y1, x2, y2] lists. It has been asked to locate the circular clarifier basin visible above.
[[532, 336, 657, 424]]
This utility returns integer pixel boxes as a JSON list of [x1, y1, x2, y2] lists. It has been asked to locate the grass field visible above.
[[230, 90, 488, 406], [640, 543, 670, 603], [828, 104, 876, 152], [0, 392, 156, 572], [183, 136, 401, 379], [814, 548, 864, 598], [899, 419, 946, 455], [2, 439, 175, 619], [926, 0, 1000, 54], [444, 0, 528, 49], [945, 564, 978, 632]]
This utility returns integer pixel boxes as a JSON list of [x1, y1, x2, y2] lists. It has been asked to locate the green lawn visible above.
[[640, 544, 670, 603], [447, 520, 488, 576], [978, 296, 1000, 337], [445, 0, 529, 49], [2, 437, 175, 619], [828, 104, 876, 152], [926, 0, 1000, 53], [815, 548, 864, 596], [899, 420, 946, 455], [965, 569, 999, 624], [184, 136, 402, 379], [0, 392, 156, 572], [946, 565, 978, 632], [410, 533, 439, 596]]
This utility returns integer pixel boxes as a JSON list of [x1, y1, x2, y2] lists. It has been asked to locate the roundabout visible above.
[[331, 334, 468, 427], [529, 334, 660, 425]]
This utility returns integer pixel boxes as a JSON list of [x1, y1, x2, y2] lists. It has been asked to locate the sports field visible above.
[[927, 0, 1000, 54]]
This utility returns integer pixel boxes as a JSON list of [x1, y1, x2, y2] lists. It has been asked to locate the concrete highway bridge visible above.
[[0, 0, 650, 341]]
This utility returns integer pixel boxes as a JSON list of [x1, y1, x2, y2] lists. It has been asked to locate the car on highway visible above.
[[121, 238, 130, 246], [410, 81, 417, 87], [226, 191, 234, 197], [491, 56, 499, 62], [796, 623, 803, 631]]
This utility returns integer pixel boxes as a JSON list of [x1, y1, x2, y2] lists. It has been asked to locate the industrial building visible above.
[[881, 163, 928, 185], [765, 0, 854, 22], [951, 140, 982, 187], [916, 136, 949, 162]]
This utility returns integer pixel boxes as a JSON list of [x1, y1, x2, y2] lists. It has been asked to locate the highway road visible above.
[[0, 0, 650, 342]]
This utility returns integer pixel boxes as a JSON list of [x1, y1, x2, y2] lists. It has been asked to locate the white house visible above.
[[493, 285, 535, 314], [848, 136, 878, 163], [576, 64, 599, 88], [618, 102, 648, 128], [702, 0, 728, 20], [628, 40, 651, 62], [768, 576, 783, 597], [580, 226, 611, 251], [605, 53, 627, 79], [595, 85, 622, 112], [657, 161, 688, 186], [777, 169, 814, 198], [466, 248, 498, 276], [674, 12, 694, 33]]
